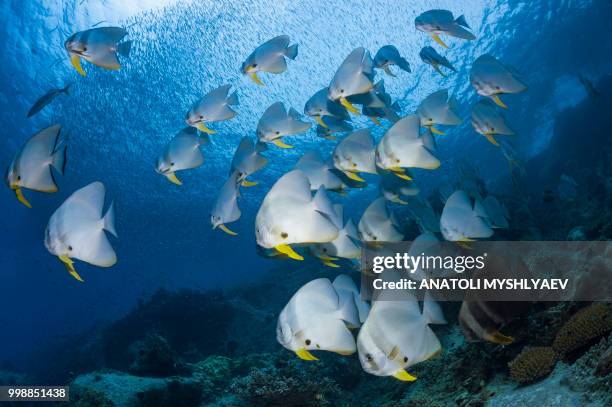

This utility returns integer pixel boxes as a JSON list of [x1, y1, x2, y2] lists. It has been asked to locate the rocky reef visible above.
[[33, 278, 605, 407]]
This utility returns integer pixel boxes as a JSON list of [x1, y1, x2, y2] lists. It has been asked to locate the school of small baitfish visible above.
[[7, 9, 527, 381]]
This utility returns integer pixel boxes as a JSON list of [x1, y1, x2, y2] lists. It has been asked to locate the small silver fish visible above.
[[27, 84, 71, 118], [256, 102, 311, 149], [241, 35, 298, 86], [419, 46, 456, 77], [65, 26, 131, 76], [6, 124, 67, 208], [185, 85, 239, 134], [374, 45, 411, 77], [328, 48, 375, 115], [470, 54, 527, 108], [415, 9, 476, 48]]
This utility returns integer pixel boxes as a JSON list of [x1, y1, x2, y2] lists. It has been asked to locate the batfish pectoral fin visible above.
[[295, 348, 318, 361], [491, 94, 508, 109], [271, 139, 293, 149], [486, 330, 514, 345], [218, 224, 238, 236], [429, 126, 445, 135], [274, 244, 304, 261], [323, 260, 341, 268], [484, 133, 500, 147], [340, 97, 360, 115], [315, 116, 328, 128], [343, 171, 365, 182], [457, 238, 474, 250], [393, 369, 417, 382], [393, 172, 413, 181], [369, 116, 381, 126], [59, 255, 84, 282], [318, 255, 338, 261], [71, 55, 86, 76], [249, 72, 264, 86], [14, 188, 32, 208], [164, 172, 183, 186], [433, 63, 447, 77], [383, 66, 397, 77], [431, 33, 448, 48], [196, 123, 216, 134], [241, 180, 258, 187]]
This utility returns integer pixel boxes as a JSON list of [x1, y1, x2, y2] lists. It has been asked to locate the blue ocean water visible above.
[[0, 0, 610, 386]]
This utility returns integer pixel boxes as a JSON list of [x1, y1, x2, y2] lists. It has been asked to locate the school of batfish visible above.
[[7, 8, 527, 380]]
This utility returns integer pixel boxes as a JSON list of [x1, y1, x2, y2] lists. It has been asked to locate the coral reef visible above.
[[129, 334, 180, 377], [102, 289, 234, 371], [71, 371, 202, 407], [190, 355, 232, 401], [508, 346, 558, 384], [134, 379, 202, 407], [553, 303, 612, 356], [0, 369, 27, 386], [69, 386, 115, 407], [563, 332, 612, 405], [230, 367, 340, 407]]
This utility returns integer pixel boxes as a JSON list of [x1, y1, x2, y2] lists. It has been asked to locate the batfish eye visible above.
[[366, 353, 373, 361], [373, 236, 378, 240], [82, 46, 87, 52], [68, 246, 73, 251], [403, 356, 408, 363], [496, 86, 501, 90], [322, 248, 327, 252], [199, 115, 204, 119], [170, 162, 175, 166], [395, 159, 400, 163], [252, 63, 258, 68], [491, 127, 495, 131], [352, 163, 357, 167], [340, 89, 345, 93], [17, 176, 21, 181], [305, 339, 311, 345], [281, 232, 288, 239], [275, 131, 280, 135]]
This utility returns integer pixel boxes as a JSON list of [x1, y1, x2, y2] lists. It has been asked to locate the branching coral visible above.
[[508, 346, 558, 384]]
